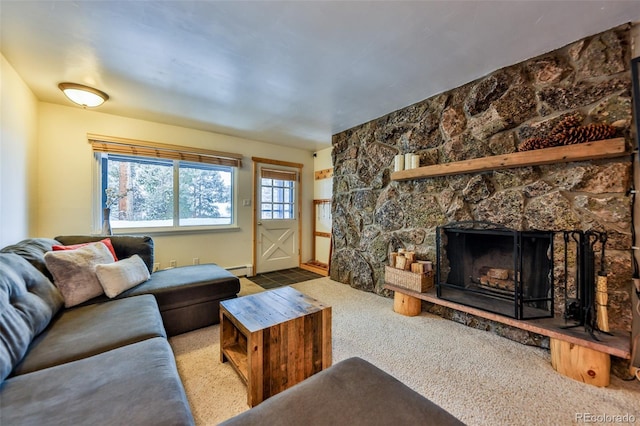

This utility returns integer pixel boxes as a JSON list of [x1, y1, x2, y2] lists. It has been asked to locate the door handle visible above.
[[257, 222, 262, 225]]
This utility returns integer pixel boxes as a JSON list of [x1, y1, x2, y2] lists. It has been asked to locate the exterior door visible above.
[[255, 164, 299, 273]]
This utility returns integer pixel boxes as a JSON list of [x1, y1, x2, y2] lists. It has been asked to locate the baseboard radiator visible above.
[[225, 264, 253, 277]]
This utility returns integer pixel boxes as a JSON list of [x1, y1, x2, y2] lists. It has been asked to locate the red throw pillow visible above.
[[52, 238, 118, 261]]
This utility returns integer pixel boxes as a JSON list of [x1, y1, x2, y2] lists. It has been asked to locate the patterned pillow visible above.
[[44, 242, 115, 307]]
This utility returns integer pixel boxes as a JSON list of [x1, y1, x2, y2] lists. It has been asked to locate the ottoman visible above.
[[220, 357, 464, 425]]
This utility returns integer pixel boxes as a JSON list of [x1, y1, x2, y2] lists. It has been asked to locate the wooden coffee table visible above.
[[220, 286, 332, 406]]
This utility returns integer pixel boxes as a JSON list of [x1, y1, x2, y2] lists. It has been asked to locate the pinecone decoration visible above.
[[554, 123, 616, 145], [550, 113, 583, 138], [518, 137, 554, 151]]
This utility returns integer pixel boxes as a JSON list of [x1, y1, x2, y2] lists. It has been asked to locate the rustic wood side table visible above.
[[220, 286, 332, 406]]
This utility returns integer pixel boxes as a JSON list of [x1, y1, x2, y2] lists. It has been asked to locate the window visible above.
[[260, 168, 296, 220], [90, 135, 242, 232]]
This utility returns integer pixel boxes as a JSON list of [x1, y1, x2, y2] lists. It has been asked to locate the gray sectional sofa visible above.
[[0, 235, 241, 425], [1, 235, 463, 425]]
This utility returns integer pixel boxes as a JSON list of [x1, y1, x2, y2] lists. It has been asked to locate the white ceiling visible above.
[[1, 1, 639, 151]]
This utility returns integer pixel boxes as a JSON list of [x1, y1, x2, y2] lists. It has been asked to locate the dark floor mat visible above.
[[248, 267, 324, 289]]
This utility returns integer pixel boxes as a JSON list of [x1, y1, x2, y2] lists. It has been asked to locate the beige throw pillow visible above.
[[95, 255, 150, 298], [44, 242, 114, 307]]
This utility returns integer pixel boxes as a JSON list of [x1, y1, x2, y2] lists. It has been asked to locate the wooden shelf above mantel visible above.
[[391, 138, 628, 181]]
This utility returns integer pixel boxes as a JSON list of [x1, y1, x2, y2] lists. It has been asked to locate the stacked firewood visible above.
[[518, 114, 617, 152], [477, 266, 517, 292], [390, 249, 432, 274]]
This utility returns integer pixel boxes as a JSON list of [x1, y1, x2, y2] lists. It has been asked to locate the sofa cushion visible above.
[[219, 357, 464, 426], [118, 264, 241, 336], [0, 253, 64, 382], [55, 235, 154, 273], [44, 242, 114, 307], [0, 238, 60, 281], [119, 264, 240, 310], [96, 254, 150, 298], [0, 337, 195, 426], [11, 294, 166, 376]]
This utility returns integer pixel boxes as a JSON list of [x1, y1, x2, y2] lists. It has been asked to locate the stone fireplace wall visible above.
[[330, 24, 635, 332]]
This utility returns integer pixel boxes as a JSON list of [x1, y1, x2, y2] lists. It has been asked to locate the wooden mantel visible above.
[[385, 283, 629, 387], [383, 283, 630, 359], [391, 138, 627, 181]]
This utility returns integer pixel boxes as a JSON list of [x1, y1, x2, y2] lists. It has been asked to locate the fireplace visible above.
[[436, 222, 554, 320]]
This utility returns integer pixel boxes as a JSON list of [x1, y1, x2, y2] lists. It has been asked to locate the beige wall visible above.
[[0, 54, 39, 246], [36, 103, 315, 270]]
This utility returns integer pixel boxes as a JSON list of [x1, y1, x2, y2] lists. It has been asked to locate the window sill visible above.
[[102, 226, 242, 236]]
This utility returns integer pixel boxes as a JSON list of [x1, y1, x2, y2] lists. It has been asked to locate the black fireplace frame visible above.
[[436, 221, 555, 320]]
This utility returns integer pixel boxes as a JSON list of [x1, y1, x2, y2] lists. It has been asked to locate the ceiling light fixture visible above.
[[58, 82, 109, 108]]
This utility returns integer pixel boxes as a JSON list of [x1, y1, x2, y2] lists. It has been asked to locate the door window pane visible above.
[[260, 172, 295, 220]]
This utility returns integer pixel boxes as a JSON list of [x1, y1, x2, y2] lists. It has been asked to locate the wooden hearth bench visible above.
[[384, 283, 631, 387]]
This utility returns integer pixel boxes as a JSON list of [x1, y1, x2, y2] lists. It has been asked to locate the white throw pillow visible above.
[[44, 242, 115, 307], [95, 254, 151, 298]]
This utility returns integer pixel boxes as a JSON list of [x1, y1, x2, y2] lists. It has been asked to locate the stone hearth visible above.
[[330, 24, 634, 337]]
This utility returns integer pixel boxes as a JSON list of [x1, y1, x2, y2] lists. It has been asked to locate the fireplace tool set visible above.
[[561, 230, 611, 340]]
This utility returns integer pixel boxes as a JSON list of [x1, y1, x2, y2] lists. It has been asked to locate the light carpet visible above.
[[169, 277, 640, 425]]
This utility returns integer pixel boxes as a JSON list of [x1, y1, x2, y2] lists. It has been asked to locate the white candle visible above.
[[404, 153, 413, 170], [411, 154, 420, 169], [394, 154, 404, 172]]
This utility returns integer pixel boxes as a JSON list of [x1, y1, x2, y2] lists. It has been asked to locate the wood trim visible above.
[[384, 284, 631, 359], [251, 161, 257, 276], [311, 200, 316, 264], [298, 164, 302, 268], [314, 168, 333, 180], [391, 138, 627, 181], [300, 262, 329, 276], [252, 156, 303, 169]]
